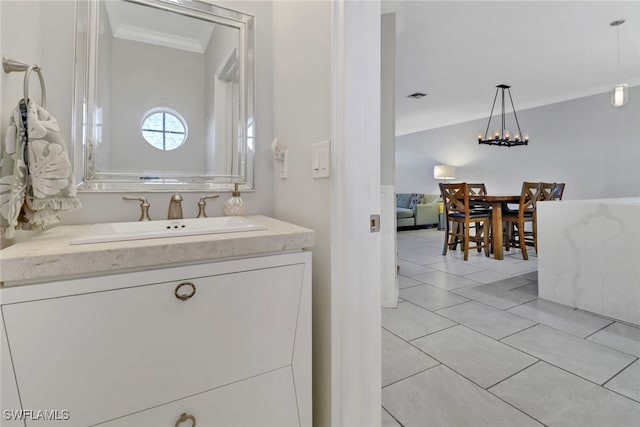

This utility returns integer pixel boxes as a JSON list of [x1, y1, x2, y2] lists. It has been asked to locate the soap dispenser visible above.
[[224, 183, 247, 216]]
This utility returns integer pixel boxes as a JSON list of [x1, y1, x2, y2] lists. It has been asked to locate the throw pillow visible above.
[[396, 193, 413, 209], [409, 193, 423, 209]]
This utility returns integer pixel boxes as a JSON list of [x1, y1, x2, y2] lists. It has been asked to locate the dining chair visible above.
[[539, 182, 556, 201], [439, 182, 490, 261], [467, 183, 487, 198], [552, 183, 565, 200], [467, 183, 490, 213], [447, 183, 489, 240], [467, 183, 491, 250], [503, 182, 542, 260]]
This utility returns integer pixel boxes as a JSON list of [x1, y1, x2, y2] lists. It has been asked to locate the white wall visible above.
[[271, 2, 332, 425], [1, 1, 75, 156], [0, 0, 273, 227], [396, 87, 640, 199], [381, 13, 395, 187]]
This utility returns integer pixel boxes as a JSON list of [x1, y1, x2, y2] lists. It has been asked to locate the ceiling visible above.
[[104, 1, 214, 54], [383, 1, 640, 136]]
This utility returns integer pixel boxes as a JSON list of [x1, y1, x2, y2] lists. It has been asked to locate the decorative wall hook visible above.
[[271, 137, 286, 163]]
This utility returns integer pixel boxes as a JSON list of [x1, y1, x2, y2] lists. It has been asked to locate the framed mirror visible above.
[[73, 0, 255, 192]]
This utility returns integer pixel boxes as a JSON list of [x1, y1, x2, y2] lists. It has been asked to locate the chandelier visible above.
[[477, 84, 528, 147]]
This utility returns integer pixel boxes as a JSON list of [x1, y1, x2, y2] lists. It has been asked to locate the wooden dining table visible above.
[[468, 194, 521, 260]]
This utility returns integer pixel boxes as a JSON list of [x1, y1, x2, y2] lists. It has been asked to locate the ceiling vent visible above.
[[407, 92, 427, 99]]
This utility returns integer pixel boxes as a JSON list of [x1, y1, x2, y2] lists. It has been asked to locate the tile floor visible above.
[[382, 228, 640, 427]]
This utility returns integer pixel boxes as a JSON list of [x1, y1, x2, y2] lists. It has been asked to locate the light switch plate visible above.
[[312, 140, 330, 179]]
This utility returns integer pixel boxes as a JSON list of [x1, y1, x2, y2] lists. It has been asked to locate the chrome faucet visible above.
[[167, 193, 184, 219]]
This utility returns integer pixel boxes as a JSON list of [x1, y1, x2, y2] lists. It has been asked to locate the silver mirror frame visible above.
[[73, 0, 255, 192]]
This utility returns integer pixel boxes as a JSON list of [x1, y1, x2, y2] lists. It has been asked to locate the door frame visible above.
[[330, 1, 382, 425]]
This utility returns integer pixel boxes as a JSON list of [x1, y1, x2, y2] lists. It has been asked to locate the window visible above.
[[141, 108, 187, 151]]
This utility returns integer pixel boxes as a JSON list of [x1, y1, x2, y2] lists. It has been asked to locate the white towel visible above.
[[0, 99, 81, 238]]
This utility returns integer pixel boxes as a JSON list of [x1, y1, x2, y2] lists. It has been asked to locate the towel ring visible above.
[[24, 64, 46, 108], [2, 56, 47, 108]]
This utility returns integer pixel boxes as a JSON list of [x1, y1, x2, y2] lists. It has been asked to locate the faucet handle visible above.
[[122, 196, 152, 221], [196, 194, 220, 218]]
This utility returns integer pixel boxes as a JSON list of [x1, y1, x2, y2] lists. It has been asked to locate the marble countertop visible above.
[[540, 197, 640, 205], [0, 215, 314, 286]]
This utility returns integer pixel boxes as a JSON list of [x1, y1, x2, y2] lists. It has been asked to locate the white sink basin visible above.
[[70, 217, 267, 245]]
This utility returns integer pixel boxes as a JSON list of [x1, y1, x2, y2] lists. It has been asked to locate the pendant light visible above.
[[610, 19, 628, 107]]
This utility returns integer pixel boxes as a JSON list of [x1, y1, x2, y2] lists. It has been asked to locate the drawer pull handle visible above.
[[174, 282, 196, 301], [175, 412, 196, 427]]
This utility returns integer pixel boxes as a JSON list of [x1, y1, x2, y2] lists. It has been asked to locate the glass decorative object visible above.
[[224, 183, 247, 216]]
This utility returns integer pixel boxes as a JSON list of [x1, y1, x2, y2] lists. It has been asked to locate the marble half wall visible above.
[[538, 198, 640, 326]]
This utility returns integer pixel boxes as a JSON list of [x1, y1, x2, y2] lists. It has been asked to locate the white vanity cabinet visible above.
[[1, 315, 23, 427], [0, 251, 311, 427]]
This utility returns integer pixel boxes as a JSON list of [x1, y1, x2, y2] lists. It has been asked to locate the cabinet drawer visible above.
[[98, 366, 299, 426], [2, 263, 305, 426]]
